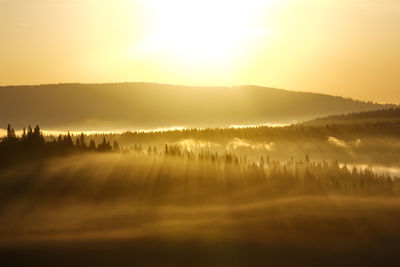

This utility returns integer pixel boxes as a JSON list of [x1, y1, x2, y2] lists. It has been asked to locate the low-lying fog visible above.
[[1, 150, 400, 266], [0, 151, 399, 242]]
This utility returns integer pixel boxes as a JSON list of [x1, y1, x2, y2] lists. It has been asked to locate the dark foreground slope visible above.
[[0, 83, 389, 130], [2, 197, 400, 267], [1, 153, 400, 267]]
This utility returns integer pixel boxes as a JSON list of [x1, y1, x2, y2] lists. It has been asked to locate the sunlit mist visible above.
[[1, 0, 399, 102], [132, 0, 274, 68], [1, 1, 400, 266]]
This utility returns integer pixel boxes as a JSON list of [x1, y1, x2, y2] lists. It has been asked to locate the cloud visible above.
[[177, 139, 219, 152], [328, 137, 361, 148], [227, 138, 274, 151], [176, 138, 274, 152]]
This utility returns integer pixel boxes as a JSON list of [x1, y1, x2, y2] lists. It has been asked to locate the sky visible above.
[[1, 0, 399, 103]]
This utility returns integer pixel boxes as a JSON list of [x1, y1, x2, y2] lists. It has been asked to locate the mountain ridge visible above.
[[0, 82, 393, 130]]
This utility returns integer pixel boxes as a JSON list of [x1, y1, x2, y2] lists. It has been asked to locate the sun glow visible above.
[[133, 0, 274, 69]]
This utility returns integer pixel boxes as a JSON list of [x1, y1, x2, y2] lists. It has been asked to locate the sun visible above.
[[134, 0, 273, 68]]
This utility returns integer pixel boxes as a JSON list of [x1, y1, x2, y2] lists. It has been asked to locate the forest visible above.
[[1, 115, 400, 266], [1, 122, 398, 199]]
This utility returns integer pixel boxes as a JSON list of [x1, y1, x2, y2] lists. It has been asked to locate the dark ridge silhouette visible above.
[[305, 107, 400, 125], [0, 83, 393, 130]]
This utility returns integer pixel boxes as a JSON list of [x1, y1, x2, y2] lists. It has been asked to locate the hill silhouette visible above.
[[0, 83, 391, 130], [305, 107, 400, 126]]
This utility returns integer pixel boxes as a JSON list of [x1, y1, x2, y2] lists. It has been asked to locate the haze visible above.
[[1, 0, 399, 103]]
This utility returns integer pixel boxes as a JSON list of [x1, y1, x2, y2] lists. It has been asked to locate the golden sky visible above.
[[1, 0, 399, 103]]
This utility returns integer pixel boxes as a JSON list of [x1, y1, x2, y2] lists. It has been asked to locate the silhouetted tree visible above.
[[57, 135, 63, 145], [113, 140, 120, 151], [6, 124, 17, 143], [165, 144, 169, 154], [24, 124, 44, 146], [89, 139, 96, 150], [21, 127, 27, 141], [27, 126, 33, 137], [6, 124, 13, 137], [97, 137, 112, 152], [63, 132, 74, 148], [79, 133, 87, 149]]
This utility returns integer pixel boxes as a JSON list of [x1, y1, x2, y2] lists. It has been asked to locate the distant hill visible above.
[[305, 108, 400, 126], [0, 83, 392, 130]]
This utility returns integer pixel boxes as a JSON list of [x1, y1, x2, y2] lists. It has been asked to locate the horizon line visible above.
[[0, 81, 394, 105]]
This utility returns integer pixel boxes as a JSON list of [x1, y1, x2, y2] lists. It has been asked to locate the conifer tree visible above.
[[113, 140, 120, 151], [6, 124, 16, 140], [89, 139, 96, 150], [79, 133, 87, 149]]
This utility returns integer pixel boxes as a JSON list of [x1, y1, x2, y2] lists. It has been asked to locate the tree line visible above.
[[0, 124, 120, 168], [117, 121, 400, 145], [1, 124, 398, 197], [130, 144, 399, 196]]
